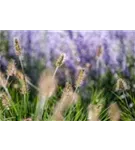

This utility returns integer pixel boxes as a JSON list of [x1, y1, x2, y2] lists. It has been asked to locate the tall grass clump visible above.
[[1, 32, 135, 121]]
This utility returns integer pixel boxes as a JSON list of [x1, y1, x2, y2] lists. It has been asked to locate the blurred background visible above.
[[1, 30, 135, 91]]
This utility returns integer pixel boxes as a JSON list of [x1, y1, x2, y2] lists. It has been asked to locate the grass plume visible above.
[[88, 104, 103, 121], [53, 53, 65, 79], [116, 78, 128, 91], [6, 59, 16, 82], [0, 72, 11, 100], [0, 92, 10, 110], [36, 70, 57, 120], [52, 82, 78, 121], [108, 102, 121, 121], [72, 68, 86, 102]]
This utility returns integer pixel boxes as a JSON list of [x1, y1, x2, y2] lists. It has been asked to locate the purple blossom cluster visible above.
[[1, 30, 135, 77], [46, 30, 135, 76]]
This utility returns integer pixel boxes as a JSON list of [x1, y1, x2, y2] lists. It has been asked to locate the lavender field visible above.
[[0, 30, 135, 121]]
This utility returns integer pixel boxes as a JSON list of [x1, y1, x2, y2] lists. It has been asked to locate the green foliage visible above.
[[0, 82, 135, 121]]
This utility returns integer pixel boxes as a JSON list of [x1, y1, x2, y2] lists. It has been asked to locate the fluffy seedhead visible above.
[[75, 68, 85, 88], [108, 103, 121, 121], [15, 70, 24, 80], [0, 72, 7, 87], [15, 70, 29, 94], [63, 82, 73, 96], [38, 70, 57, 98], [61, 82, 78, 105], [55, 53, 65, 68], [13, 83, 19, 89], [52, 111, 64, 121], [116, 78, 128, 91], [7, 59, 16, 77], [88, 104, 103, 121], [0, 92, 10, 110], [14, 38, 22, 56], [53, 82, 78, 121], [20, 81, 29, 95], [15, 70, 29, 82], [36, 70, 57, 120]]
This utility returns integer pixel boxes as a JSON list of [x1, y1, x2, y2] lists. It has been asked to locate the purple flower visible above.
[[1, 30, 135, 79]]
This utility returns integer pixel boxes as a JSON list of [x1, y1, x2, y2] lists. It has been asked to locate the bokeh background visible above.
[[1, 30, 135, 92]]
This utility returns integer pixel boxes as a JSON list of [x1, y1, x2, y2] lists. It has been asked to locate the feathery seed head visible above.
[[13, 83, 19, 89], [0, 72, 7, 87], [52, 111, 64, 121], [15, 70, 24, 80], [108, 103, 121, 121], [37, 71, 57, 120], [16, 70, 29, 82], [0, 92, 10, 110], [38, 70, 57, 98], [88, 104, 103, 121], [55, 53, 65, 67], [116, 78, 128, 91], [75, 68, 85, 88], [62, 82, 78, 104], [20, 81, 28, 95], [14, 38, 22, 56], [7, 59, 16, 77], [15, 70, 29, 94], [63, 82, 73, 96], [53, 82, 79, 120]]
